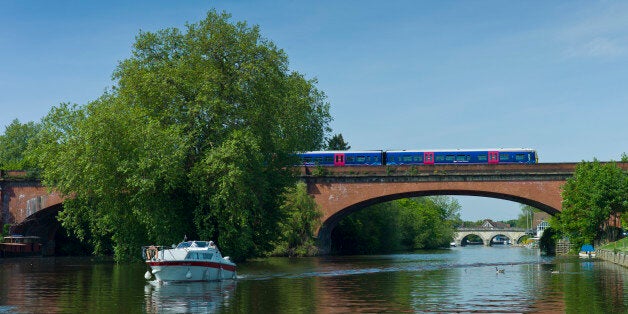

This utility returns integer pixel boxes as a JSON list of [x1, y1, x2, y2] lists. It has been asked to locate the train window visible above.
[[499, 154, 510, 161], [414, 156, 423, 162], [515, 154, 526, 161], [445, 155, 455, 162], [478, 155, 487, 162], [315, 157, 323, 163], [456, 155, 469, 162], [366, 156, 371, 162], [435, 155, 445, 162], [373, 156, 379, 162], [402, 156, 413, 162], [324, 156, 333, 163], [357, 156, 366, 162], [347, 156, 355, 163], [304, 157, 312, 163]]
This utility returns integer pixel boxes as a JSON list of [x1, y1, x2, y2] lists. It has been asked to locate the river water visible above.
[[1, 246, 627, 313]]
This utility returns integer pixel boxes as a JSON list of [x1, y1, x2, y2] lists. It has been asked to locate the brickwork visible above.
[[0, 180, 63, 227]]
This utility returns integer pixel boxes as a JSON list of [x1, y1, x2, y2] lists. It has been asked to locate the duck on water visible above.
[[143, 240, 236, 282]]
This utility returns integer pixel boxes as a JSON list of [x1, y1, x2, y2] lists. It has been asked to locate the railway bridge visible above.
[[302, 162, 628, 254], [2, 163, 628, 255]]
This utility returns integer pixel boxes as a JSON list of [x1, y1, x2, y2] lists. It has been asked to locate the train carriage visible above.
[[385, 148, 537, 165], [297, 150, 383, 166]]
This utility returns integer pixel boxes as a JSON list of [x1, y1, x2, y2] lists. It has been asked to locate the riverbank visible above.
[[597, 238, 628, 267], [597, 249, 628, 267]]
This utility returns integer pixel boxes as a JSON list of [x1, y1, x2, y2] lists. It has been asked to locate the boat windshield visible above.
[[176, 241, 210, 249], [176, 242, 192, 249]]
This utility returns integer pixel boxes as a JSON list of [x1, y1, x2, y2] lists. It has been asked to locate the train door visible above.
[[334, 153, 345, 166], [424, 152, 434, 165], [488, 151, 499, 164]]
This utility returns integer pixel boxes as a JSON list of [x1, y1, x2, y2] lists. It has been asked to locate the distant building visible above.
[[532, 212, 551, 237], [536, 221, 550, 237], [481, 219, 510, 229]]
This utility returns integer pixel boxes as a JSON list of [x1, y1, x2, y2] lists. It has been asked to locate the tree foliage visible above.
[[552, 159, 628, 249], [272, 182, 322, 257], [331, 196, 461, 254], [0, 119, 40, 170], [28, 11, 331, 261], [326, 133, 350, 150]]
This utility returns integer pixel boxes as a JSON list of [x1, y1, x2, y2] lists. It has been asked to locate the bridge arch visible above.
[[307, 166, 569, 254]]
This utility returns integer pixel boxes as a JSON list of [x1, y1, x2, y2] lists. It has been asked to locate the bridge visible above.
[[453, 227, 528, 246], [303, 162, 628, 253], [2, 163, 628, 255]]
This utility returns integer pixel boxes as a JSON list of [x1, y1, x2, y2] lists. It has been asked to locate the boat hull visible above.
[[579, 252, 596, 259], [148, 261, 236, 282]]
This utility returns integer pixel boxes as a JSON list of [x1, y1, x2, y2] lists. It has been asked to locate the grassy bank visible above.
[[600, 238, 628, 252]]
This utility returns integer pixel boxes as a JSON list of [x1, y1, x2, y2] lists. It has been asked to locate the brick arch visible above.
[[304, 164, 575, 254]]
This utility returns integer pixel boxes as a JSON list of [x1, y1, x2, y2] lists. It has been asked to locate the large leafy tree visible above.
[[552, 159, 628, 249], [0, 119, 41, 170], [29, 11, 331, 261], [272, 182, 322, 257]]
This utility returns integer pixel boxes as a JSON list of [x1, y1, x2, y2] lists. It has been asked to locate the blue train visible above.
[[297, 148, 537, 166]]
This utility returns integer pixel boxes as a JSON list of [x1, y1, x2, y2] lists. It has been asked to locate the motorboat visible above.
[[0, 235, 42, 257], [578, 244, 596, 259], [143, 240, 236, 282]]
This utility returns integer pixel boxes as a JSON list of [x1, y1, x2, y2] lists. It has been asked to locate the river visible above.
[[1, 246, 627, 313]]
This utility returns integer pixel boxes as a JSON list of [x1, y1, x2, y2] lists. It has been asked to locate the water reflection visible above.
[[2, 248, 628, 312], [144, 280, 236, 313]]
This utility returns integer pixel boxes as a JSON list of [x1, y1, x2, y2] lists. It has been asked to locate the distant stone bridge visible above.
[[453, 227, 528, 246]]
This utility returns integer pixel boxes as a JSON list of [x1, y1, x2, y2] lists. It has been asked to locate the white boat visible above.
[[578, 244, 596, 259], [143, 240, 236, 282]]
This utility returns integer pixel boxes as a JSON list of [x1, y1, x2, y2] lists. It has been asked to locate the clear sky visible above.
[[2, 1, 627, 221]]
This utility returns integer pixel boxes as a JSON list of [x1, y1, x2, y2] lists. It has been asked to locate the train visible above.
[[297, 148, 537, 166]]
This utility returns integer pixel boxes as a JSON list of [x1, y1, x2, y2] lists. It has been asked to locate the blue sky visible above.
[[2, 1, 627, 221]]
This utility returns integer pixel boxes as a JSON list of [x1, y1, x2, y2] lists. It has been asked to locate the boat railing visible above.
[[142, 245, 169, 261]]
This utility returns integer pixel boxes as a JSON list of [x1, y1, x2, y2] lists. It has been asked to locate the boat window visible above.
[[195, 241, 208, 248], [203, 253, 214, 260], [177, 242, 192, 249], [185, 252, 199, 260]]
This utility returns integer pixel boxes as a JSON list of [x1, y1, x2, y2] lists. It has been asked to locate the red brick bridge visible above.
[[302, 162, 628, 254], [2, 163, 627, 255]]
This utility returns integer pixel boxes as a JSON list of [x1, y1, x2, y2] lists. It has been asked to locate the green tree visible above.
[[398, 197, 459, 249], [326, 133, 350, 150], [332, 196, 460, 254], [0, 119, 41, 170], [552, 159, 628, 250], [516, 204, 539, 229], [29, 11, 331, 262], [271, 182, 322, 256]]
